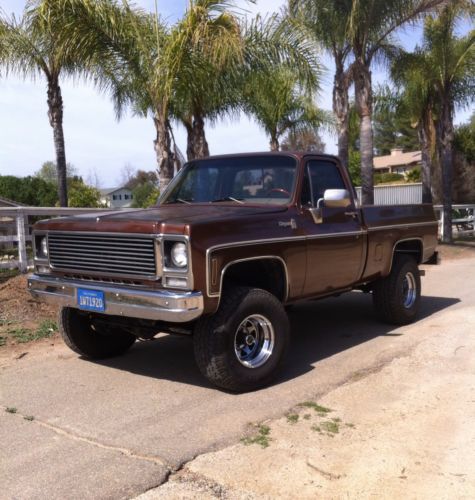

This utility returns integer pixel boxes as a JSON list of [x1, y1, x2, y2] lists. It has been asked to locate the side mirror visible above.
[[309, 189, 352, 224], [321, 189, 351, 208]]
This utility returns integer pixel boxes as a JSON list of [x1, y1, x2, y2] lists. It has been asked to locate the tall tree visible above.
[[241, 65, 328, 151], [288, 0, 353, 170], [372, 87, 420, 155], [0, 4, 83, 206], [281, 128, 325, 152], [347, 0, 445, 205], [171, 8, 322, 161], [423, 3, 475, 242], [167, 0, 243, 161], [390, 55, 438, 204], [36, 0, 177, 189]]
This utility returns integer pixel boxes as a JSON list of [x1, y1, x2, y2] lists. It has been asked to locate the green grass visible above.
[[321, 420, 340, 434], [0, 336, 6, 347], [242, 424, 271, 448], [311, 424, 321, 433], [0, 269, 20, 282], [303, 413, 311, 420], [35, 320, 57, 339], [5, 407, 17, 414], [24, 415, 35, 421], [298, 401, 333, 414], [7, 327, 32, 343], [286, 413, 299, 424], [7, 320, 57, 344]]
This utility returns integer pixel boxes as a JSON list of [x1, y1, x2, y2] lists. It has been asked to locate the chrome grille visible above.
[[48, 233, 157, 279]]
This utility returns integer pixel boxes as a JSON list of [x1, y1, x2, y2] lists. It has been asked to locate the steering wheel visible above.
[[266, 188, 291, 197]]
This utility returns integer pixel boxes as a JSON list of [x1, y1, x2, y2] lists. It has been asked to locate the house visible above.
[[99, 187, 134, 208], [374, 148, 421, 176]]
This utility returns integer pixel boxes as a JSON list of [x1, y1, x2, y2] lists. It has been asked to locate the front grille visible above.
[[48, 233, 157, 279]]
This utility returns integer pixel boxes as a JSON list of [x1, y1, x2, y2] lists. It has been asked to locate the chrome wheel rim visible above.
[[402, 272, 417, 308], [234, 314, 275, 368]]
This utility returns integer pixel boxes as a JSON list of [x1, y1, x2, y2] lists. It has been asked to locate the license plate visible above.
[[77, 288, 105, 312]]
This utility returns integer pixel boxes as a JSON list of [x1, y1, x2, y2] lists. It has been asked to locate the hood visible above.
[[36, 203, 289, 234]]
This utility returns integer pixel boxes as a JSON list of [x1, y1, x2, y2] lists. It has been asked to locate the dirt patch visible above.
[[0, 275, 59, 349], [437, 241, 475, 260]]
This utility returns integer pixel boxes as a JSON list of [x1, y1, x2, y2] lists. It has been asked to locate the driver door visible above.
[[300, 159, 365, 296]]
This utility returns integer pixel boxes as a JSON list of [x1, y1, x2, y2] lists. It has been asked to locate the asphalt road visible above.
[[1, 255, 473, 499]]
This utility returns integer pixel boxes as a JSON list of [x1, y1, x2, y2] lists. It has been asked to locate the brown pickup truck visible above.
[[28, 152, 438, 391]]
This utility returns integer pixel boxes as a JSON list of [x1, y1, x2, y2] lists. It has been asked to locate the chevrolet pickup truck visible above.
[[28, 152, 438, 391]]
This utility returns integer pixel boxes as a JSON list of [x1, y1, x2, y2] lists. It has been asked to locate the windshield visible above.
[[160, 155, 298, 206]]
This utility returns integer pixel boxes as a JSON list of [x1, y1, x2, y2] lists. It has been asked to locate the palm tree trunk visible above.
[[270, 135, 279, 151], [184, 115, 210, 161], [153, 113, 175, 191], [47, 78, 68, 207], [333, 61, 350, 170], [418, 118, 432, 204], [354, 62, 374, 205], [184, 120, 194, 161], [437, 97, 454, 244]]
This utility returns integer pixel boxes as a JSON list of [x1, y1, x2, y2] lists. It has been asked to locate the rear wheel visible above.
[[372, 255, 421, 325], [59, 307, 136, 359], [193, 287, 290, 392]]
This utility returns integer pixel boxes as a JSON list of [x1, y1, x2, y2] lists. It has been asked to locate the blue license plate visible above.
[[77, 288, 105, 312]]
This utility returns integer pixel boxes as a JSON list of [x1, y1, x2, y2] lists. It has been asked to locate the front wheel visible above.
[[193, 287, 290, 392], [372, 255, 421, 325], [59, 307, 136, 359]]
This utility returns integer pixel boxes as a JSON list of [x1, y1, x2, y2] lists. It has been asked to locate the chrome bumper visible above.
[[27, 274, 204, 323]]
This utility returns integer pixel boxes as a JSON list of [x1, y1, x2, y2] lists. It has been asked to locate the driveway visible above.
[[1, 254, 473, 499]]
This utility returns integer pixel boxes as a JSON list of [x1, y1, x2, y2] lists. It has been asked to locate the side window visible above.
[[306, 160, 346, 206]]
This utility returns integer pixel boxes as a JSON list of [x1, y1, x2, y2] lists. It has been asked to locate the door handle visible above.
[[344, 211, 359, 220]]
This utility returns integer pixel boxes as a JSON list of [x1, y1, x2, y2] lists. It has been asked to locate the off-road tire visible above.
[[372, 255, 421, 325], [193, 287, 290, 392], [59, 307, 136, 359]]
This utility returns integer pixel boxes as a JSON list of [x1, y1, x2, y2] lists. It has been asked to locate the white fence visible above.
[[0, 207, 134, 273], [355, 183, 422, 205]]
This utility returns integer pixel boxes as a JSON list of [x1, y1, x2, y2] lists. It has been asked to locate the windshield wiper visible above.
[[211, 196, 244, 204]]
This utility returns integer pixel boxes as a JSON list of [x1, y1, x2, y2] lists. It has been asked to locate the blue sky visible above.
[[0, 0, 473, 187]]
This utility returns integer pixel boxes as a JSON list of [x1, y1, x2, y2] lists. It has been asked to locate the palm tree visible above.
[[171, 8, 323, 161], [165, 0, 243, 161], [390, 2, 474, 241], [288, 0, 353, 170], [421, 3, 474, 242], [390, 59, 437, 205], [241, 65, 329, 151], [0, 5, 80, 206], [347, 0, 445, 205], [35, 0, 178, 189]]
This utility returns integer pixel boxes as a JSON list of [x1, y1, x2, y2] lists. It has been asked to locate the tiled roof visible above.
[[99, 187, 131, 196], [374, 149, 421, 170]]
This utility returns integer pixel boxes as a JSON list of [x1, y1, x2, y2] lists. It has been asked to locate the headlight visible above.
[[40, 237, 48, 257], [170, 242, 187, 268]]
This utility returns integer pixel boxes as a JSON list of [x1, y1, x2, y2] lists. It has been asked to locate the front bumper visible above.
[[27, 274, 204, 323]]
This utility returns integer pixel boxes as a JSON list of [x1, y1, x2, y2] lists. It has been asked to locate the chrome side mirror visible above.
[[309, 189, 351, 224], [321, 189, 351, 208]]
